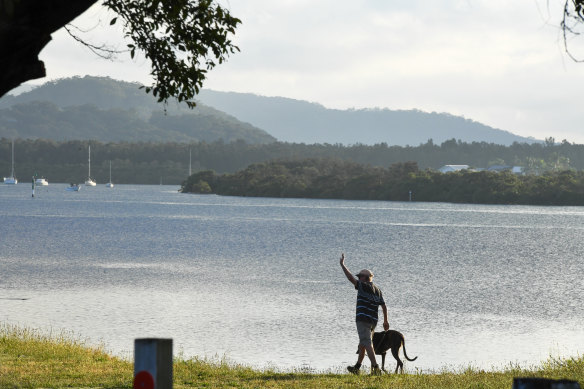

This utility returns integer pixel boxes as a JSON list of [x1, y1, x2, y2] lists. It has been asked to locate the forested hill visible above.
[[195, 90, 539, 146], [181, 159, 584, 206], [0, 76, 275, 144], [3, 76, 540, 147]]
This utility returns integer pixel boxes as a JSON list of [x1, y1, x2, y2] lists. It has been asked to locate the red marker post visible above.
[[134, 338, 173, 389]]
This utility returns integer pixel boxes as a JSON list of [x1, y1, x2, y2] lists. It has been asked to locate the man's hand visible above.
[[382, 305, 389, 331], [340, 253, 357, 286]]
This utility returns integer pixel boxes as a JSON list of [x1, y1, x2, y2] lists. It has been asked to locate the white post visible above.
[[134, 338, 173, 389]]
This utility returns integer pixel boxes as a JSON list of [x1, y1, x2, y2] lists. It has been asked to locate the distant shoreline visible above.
[[181, 159, 584, 206]]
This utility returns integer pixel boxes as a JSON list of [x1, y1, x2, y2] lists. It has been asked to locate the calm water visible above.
[[1, 183, 583, 372]]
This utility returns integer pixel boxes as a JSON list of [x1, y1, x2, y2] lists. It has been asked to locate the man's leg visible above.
[[348, 345, 366, 374], [364, 343, 377, 366], [365, 326, 381, 374], [357, 345, 366, 364], [349, 321, 379, 374]]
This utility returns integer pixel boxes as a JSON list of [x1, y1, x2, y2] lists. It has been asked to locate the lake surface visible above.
[[1, 183, 583, 373]]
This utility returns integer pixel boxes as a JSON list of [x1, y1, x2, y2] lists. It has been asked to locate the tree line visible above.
[[181, 158, 584, 206], [0, 137, 581, 185]]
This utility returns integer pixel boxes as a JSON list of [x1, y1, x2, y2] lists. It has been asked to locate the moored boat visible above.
[[66, 183, 81, 192], [85, 145, 96, 186], [105, 160, 114, 188], [4, 140, 17, 184]]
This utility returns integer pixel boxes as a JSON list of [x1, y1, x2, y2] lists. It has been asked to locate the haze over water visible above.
[[1, 184, 583, 372]]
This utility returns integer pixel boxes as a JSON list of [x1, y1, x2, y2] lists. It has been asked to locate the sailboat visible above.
[[85, 145, 96, 186], [3, 140, 17, 184], [105, 161, 114, 188], [35, 177, 49, 186]]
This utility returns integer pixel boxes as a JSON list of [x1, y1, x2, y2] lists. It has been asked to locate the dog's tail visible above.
[[402, 338, 418, 362]]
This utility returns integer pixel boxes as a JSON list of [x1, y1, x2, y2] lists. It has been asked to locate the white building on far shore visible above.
[[438, 165, 470, 173]]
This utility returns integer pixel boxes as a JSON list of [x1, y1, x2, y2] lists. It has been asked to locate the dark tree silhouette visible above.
[[0, 1, 96, 98], [0, 0, 240, 105]]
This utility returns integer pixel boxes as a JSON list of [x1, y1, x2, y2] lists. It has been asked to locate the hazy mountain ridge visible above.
[[0, 76, 276, 144], [195, 90, 539, 146], [0, 76, 539, 146]]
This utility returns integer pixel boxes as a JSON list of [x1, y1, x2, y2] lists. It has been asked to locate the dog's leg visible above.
[[381, 353, 386, 372], [391, 346, 403, 374]]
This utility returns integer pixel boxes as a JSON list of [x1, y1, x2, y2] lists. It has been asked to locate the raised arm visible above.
[[340, 253, 357, 286]]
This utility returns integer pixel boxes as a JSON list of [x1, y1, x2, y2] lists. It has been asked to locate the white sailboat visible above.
[[105, 161, 114, 188], [35, 177, 49, 186], [4, 140, 17, 184], [85, 145, 96, 186]]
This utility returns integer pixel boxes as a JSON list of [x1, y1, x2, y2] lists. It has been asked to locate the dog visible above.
[[356, 329, 418, 373]]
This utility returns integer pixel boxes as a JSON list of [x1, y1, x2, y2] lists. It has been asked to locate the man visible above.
[[340, 253, 389, 375]]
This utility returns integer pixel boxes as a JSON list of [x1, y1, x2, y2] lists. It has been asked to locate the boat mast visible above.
[[11, 139, 15, 177], [88, 144, 91, 179], [189, 148, 192, 176]]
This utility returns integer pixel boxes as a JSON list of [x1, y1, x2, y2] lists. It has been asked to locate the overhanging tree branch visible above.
[[63, 24, 127, 60], [562, 0, 584, 61], [103, 0, 241, 108]]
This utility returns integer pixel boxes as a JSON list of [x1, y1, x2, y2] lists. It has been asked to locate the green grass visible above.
[[1, 323, 583, 388]]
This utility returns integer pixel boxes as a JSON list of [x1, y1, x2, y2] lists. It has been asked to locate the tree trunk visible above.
[[0, 0, 98, 97]]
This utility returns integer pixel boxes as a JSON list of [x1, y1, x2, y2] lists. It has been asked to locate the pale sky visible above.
[[20, 1, 584, 144]]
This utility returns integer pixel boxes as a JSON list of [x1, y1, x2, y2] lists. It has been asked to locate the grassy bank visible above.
[[1, 324, 583, 389]]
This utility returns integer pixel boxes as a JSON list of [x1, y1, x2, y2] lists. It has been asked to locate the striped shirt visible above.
[[355, 281, 385, 324]]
